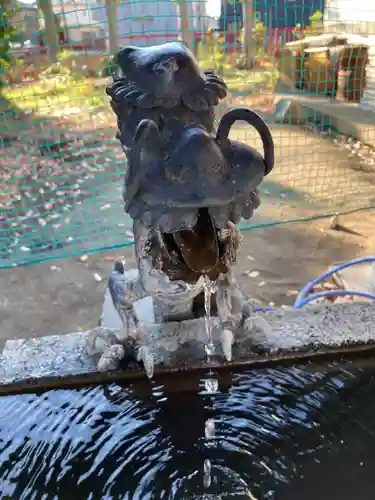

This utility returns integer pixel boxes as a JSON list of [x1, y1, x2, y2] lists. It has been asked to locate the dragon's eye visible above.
[[176, 56, 187, 70], [147, 62, 157, 74]]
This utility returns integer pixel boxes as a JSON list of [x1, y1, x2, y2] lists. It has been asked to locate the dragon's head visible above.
[[107, 44, 274, 294], [115, 42, 203, 103], [110, 42, 227, 114], [124, 113, 273, 290]]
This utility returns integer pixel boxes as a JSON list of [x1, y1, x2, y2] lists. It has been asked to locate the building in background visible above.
[[94, 0, 209, 49], [324, 0, 375, 34], [219, 0, 325, 31], [219, 0, 242, 32], [50, 0, 106, 49], [323, 0, 375, 112], [114, 0, 179, 46], [10, 0, 212, 54], [11, 0, 39, 45], [256, 0, 324, 29], [12, 0, 105, 50], [219, 0, 242, 51]]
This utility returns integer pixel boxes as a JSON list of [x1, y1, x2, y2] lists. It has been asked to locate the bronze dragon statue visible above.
[[87, 42, 275, 378]]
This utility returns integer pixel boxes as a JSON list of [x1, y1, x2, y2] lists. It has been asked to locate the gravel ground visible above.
[[1, 93, 375, 347]]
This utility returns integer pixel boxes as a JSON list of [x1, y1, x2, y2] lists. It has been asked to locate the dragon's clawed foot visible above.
[[87, 327, 154, 378], [216, 272, 273, 361], [219, 312, 272, 361], [111, 327, 154, 379], [243, 314, 273, 340], [136, 343, 154, 378], [97, 344, 126, 371], [86, 327, 126, 372]]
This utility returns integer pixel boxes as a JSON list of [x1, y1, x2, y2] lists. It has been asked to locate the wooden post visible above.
[[105, 0, 121, 53], [38, 0, 59, 62], [244, 0, 255, 69], [266, 6, 272, 56]]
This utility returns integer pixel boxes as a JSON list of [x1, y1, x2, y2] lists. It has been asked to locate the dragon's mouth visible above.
[[147, 207, 242, 284]]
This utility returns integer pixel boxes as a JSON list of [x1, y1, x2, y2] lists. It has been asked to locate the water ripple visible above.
[[0, 362, 375, 499]]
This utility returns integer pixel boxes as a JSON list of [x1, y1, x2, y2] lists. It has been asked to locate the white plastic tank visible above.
[[360, 36, 375, 113], [371, 259, 375, 290]]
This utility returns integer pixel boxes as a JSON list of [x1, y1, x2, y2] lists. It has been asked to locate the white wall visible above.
[[116, 0, 179, 47], [360, 37, 375, 113], [95, 0, 209, 48], [59, 6, 93, 28], [67, 26, 86, 43], [324, 0, 375, 34]]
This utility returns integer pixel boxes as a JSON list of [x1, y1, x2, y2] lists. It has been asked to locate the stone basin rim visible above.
[[1, 342, 375, 397], [2, 301, 375, 396]]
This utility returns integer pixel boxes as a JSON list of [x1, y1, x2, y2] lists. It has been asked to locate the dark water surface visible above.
[[1, 362, 375, 499]]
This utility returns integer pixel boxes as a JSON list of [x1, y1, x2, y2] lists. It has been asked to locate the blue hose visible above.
[[293, 256, 375, 309], [294, 290, 375, 309]]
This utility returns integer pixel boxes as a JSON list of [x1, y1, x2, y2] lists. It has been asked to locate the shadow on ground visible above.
[[0, 212, 372, 347]]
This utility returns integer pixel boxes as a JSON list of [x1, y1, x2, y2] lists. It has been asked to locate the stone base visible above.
[[2, 302, 375, 395]]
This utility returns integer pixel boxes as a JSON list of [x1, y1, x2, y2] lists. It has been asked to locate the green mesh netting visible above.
[[1, 0, 375, 268]]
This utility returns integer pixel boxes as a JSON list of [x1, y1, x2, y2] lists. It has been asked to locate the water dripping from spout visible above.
[[204, 378, 219, 393], [205, 418, 216, 440], [202, 274, 219, 394], [203, 275, 215, 360], [203, 459, 212, 488], [202, 276, 219, 492]]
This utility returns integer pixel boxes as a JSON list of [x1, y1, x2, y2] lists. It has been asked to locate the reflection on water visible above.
[[1, 361, 375, 499]]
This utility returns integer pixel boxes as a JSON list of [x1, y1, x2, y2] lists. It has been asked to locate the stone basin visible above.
[[1, 268, 375, 396]]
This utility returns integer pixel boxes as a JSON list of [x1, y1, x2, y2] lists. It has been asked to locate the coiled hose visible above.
[[293, 256, 375, 309]]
